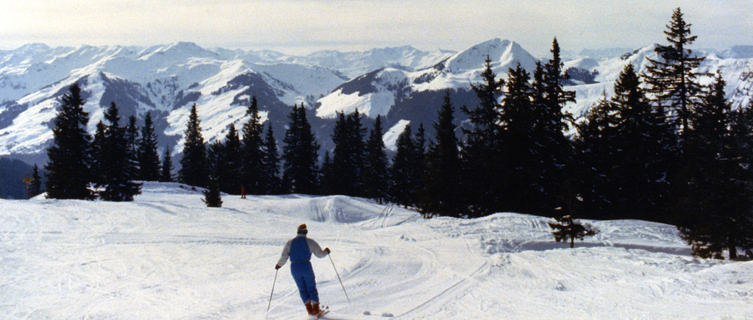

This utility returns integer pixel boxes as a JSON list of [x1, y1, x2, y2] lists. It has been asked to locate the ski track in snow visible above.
[[1, 182, 752, 320]]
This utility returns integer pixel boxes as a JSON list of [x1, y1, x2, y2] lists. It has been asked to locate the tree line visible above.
[[45, 84, 173, 202], [43, 7, 752, 259]]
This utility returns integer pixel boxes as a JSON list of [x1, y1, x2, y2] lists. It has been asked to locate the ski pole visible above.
[[328, 253, 351, 306], [266, 269, 278, 318]]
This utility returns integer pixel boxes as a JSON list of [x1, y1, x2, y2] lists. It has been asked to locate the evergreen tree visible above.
[[349, 110, 367, 195], [207, 140, 226, 192], [363, 115, 389, 202], [423, 91, 461, 217], [331, 112, 356, 195], [461, 57, 505, 216], [98, 102, 142, 201], [45, 83, 93, 199], [203, 174, 223, 207], [219, 123, 243, 194], [261, 123, 281, 194], [125, 115, 139, 173], [390, 124, 417, 207], [643, 7, 705, 147], [676, 73, 753, 259], [241, 96, 265, 194], [90, 121, 107, 186], [220, 124, 243, 194], [282, 104, 319, 194], [30, 164, 42, 197], [179, 104, 208, 187], [574, 96, 620, 218], [138, 112, 161, 181], [537, 38, 576, 216], [160, 146, 173, 182], [726, 104, 753, 258], [612, 64, 673, 221], [331, 110, 366, 196], [548, 215, 598, 248], [498, 64, 540, 214]]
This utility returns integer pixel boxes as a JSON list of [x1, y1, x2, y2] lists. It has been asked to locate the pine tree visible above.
[[574, 96, 619, 218], [203, 174, 223, 207], [461, 57, 505, 216], [726, 104, 753, 258], [207, 140, 226, 192], [676, 73, 753, 259], [282, 104, 319, 194], [612, 64, 673, 221], [138, 112, 161, 181], [331, 110, 366, 196], [220, 124, 243, 194], [423, 91, 461, 217], [261, 123, 281, 194], [349, 110, 367, 195], [98, 102, 142, 201], [45, 83, 93, 199], [363, 115, 389, 202], [179, 104, 208, 187], [390, 124, 417, 207], [90, 121, 107, 187], [643, 7, 705, 147], [160, 146, 173, 182], [498, 64, 540, 214], [537, 38, 576, 216], [241, 96, 265, 194], [30, 164, 42, 197], [548, 215, 598, 248], [331, 112, 356, 195], [125, 115, 139, 174]]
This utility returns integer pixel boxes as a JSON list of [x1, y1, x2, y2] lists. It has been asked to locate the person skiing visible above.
[[275, 224, 331, 316]]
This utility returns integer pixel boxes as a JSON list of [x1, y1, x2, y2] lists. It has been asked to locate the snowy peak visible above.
[[316, 38, 542, 120], [445, 38, 537, 74], [138, 41, 218, 61]]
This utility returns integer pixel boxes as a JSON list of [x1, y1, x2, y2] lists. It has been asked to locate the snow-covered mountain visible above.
[[0, 42, 455, 162], [316, 39, 538, 119], [1, 39, 752, 163], [282, 45, 454, 80], [565, 44, 753, 119], [1, 182, 751, 318]]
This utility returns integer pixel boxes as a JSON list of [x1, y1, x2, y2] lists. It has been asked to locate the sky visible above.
[[0, 0, 751, 57]]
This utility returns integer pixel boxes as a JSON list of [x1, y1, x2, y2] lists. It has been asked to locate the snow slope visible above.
[[1, 182, 751, 319]]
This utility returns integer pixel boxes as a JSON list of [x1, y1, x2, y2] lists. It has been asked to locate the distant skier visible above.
[[275, 224, 331, 317]]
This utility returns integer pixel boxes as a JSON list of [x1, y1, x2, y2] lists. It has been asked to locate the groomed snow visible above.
[[1, 182, 751, 319]]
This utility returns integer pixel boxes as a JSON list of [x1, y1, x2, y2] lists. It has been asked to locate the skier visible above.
[[275, 224, 331, 317]]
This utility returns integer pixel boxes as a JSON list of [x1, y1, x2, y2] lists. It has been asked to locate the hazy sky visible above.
[[0, 0, 750, 56]]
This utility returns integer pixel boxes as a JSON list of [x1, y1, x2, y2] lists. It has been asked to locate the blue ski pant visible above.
[[290, 261, 319, 303]]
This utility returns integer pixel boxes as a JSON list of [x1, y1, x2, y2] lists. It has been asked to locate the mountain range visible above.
[[1, 39, 751, 165]]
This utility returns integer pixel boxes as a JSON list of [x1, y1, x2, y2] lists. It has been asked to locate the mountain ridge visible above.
[[1, 40, 751, 165]]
